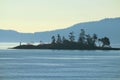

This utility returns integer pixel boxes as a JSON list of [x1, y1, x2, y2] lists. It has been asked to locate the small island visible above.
[[13, 29, 120, 50]]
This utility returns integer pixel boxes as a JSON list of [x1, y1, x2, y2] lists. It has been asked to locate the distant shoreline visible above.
[[10, 28, 120, 51], [12, 44, 120, 50]]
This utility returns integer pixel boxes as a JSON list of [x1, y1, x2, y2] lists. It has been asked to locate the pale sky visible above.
[[0, 0, 120, 33]]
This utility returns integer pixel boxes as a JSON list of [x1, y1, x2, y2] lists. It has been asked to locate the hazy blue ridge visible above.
[[0, 17, 120, 43]]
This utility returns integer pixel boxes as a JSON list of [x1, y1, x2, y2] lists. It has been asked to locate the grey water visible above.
[[0, 43, 120, 80]]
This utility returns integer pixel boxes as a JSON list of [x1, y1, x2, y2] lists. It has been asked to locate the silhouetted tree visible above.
[[86, 34, 94, 47], [92, 33, 98, 46], [98, 39, 101, 47], [78, 29, 86, 44], [62, 36, 66, 43], [49, 30, 112, 49], [51, 36, 56, 44], [99, 37, 111, 47], [93, 34, 97, 41], [56, 34, 62, 44], [61, 36, 70, 45], [69, 32, 75, 42]]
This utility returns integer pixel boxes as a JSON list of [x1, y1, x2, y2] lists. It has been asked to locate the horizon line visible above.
[[0, 17, 120, 33]]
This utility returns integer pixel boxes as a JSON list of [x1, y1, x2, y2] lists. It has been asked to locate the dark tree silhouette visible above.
[[14, 29, 117, 50], [78, 29, 86, 44], [93, 34, 97, 41], [62, 36, 70, 45], [86, 34, 94, 47], [99, 37, 111, 47], [51, 36, 56, 44], [92, 33, 98, 46], [69, 32, 75, 42], [62, 36, 66, 43], [56, 34, 62, 44]]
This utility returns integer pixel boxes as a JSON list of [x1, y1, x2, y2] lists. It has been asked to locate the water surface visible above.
[[0, 49, 120, 80]]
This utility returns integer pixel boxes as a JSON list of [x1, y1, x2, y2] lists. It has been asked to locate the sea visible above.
[[0, 43, 120, 80]]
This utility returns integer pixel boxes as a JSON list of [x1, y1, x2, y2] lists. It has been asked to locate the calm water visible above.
[[0, 43, 120, 80]]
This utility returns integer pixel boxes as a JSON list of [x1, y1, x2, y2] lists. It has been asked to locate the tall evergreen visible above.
[[56, 34, 62, 44], [86, 34, 94, 47], [92, 33, 97, 46], [50, 29, 111, 49], [62, 36, 66, 43], [51, 36, 56, 44], [69, 32, 75, 42], [78, 29, 86, 44]]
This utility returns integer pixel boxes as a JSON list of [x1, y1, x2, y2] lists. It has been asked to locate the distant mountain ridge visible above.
[[0, 17, 120, 44]]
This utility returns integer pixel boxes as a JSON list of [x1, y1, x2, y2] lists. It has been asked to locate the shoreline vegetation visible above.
[[13, 29, 120, 50]]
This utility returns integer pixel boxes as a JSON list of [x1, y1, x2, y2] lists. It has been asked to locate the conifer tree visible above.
[[69, 32, 75, 42], [78, 29, 86, 44], [51, 36, 56, 44], [56, 34, 62, 44]]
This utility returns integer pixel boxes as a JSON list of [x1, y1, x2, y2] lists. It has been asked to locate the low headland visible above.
[[12, 29, 120, 50]]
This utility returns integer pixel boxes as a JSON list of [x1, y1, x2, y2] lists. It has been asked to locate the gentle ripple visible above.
[[0, 49, 120, 80]]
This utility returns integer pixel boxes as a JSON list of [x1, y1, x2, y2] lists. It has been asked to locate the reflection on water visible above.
[[0, 49, 120, 80]]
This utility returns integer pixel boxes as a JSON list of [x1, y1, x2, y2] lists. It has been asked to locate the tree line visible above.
[[51, 29, 111, 48]]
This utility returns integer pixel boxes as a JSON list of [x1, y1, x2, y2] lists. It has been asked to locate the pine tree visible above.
[[56, 34, 62, 44], [51, 36, 56, 44], [69, 32, 75, 42], [78, 29, 86, 44]]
